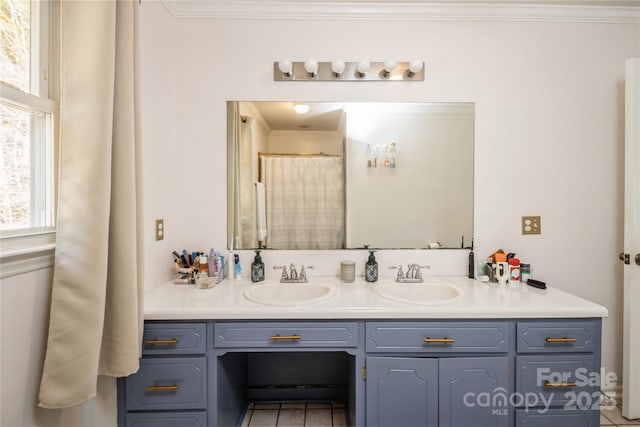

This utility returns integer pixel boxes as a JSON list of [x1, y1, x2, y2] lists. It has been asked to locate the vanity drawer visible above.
[[515, 355, 597, 407], [125, 411, 207, 427], [366, 322, 510, 353], [515, 408, 599, 426], [142, 322, 206, 355], [214, 322, 358, 348], [517, 320, 598, 353], [125, 357, 207, 411]]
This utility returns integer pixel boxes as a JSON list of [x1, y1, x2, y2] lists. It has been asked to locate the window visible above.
[[1, 0, 56, 241]]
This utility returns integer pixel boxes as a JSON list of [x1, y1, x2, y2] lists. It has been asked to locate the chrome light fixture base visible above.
[[274, 61, 424, 81]]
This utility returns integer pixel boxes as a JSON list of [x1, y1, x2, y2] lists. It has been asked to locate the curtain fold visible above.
[[260, 156, 344, 249], [227, 104, 257, 249], [39, 0, 143, 409]]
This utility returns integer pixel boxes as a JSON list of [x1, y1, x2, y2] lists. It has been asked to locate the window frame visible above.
[[1, 0, 58, 263]]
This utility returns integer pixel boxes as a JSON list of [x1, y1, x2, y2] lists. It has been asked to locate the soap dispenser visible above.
[[251, 250, 265, 282], [365, 250, 378, 283]]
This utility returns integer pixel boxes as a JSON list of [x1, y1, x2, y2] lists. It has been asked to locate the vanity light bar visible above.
[[273, 60, 425, 81]]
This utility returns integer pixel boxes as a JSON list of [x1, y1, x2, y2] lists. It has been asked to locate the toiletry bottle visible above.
[[468, 237, 475, 279], [234, 253, 241, 278], [199, 252, 208, 276], [251, 250, 265, 282], [365, 250, 378, 282], [208, 249, 216, 277]]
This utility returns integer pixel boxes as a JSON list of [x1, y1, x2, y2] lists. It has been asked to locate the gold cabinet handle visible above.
[[424, 337, 456, 343], [270, 334, 301, 340], [545, 337, 577, 343], [544, 381, 576, 388], [146, 384, 179, 392], [145, 338, 179, 346]]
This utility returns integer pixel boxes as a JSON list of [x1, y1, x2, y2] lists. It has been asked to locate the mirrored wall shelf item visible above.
[[274, 60, 424, 81]]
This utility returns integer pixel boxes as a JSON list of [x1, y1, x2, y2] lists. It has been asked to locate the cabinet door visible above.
[[366, 357, 438, 427], [439, 357, 511, 427]]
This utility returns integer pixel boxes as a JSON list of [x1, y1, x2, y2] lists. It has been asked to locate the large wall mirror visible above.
[[227, 101, 474, 250]]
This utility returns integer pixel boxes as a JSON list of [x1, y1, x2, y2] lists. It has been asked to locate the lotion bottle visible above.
[[251, 250, 265, 282], [365, 250, 378, 283]]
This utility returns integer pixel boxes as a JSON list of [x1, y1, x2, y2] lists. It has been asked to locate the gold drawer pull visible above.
[[145, 338, 179, 346], [544, 381, 576, 388], [545, 336, 577, 343], [146, 384, 179, 392], [424, 337, 456, 343], [270, 334, 301, 341]]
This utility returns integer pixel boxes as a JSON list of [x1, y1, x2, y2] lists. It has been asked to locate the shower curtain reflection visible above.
[[260, 155, 344, 249], [227, 102, 257, 249]]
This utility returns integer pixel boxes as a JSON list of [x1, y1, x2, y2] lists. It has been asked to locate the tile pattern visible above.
[[240, 398, 640, 427], [241, 402, 347, 427], [601, 405, 640, 426]]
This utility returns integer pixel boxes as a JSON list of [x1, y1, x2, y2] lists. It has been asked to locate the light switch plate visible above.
[[522, 216, 541, 235]]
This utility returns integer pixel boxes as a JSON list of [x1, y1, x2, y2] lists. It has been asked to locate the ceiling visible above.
[[250, 102, 345, 131]]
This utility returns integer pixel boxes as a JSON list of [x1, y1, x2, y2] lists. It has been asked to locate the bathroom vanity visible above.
[[118, 277, 607, 427]]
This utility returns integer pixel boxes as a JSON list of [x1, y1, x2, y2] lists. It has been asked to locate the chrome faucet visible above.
[[274, 264, 314, 283], [389, 264, 430, 283]]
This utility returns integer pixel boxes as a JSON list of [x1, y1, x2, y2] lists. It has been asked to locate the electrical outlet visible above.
[[522, 216, 541, 235], [155, 219, 164, 241]]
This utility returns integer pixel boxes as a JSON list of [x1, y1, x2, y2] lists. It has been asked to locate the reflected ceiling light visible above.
[[383, 59, 397, 77], [294, 103, 310, 114], [278, 59, 293, 77], [408, 60, 424, 77], [356, 60, 370, 77], [304, 59, 318, 77], [331, 60, 346, 77]]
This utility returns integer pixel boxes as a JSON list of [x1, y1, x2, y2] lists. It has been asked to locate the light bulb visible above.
[[356, 60, 370, 76], [331, 60, 345, 76], [408, 60, 424, 76], [383, 59, 397, 73], [278, 59, 293, 76], [304, 59, 318, 76], [293, 103, 310, 114]]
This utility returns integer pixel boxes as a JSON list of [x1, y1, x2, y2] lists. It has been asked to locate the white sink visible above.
[[373, 282, 466, 306], [243, 282, 337, 307]]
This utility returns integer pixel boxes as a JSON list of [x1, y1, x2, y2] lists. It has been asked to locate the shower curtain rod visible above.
[[259, 152, 342, 157]]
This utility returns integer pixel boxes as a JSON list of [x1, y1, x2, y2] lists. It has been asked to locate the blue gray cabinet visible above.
[[119, 322, 208, 427], [366, 357, 438, 426], [118, 318, 601, 427], [514, 320, 602, 427], [365, 322, 512, 427]]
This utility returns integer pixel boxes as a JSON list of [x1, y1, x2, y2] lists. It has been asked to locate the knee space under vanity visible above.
[[217, 351, 356, 426]]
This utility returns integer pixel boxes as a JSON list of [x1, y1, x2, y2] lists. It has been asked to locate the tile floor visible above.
[[240, 402, 346, 427], [240, 399, 640, 427], [601, 405, 640, 426]]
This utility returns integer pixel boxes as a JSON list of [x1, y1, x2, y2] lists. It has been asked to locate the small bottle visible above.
[[251, 250, 265, 282], [199, 252, 208, 276], [208, 249, 216, 277], [365, 250, 378, 283], [234, 253, 241, 279]]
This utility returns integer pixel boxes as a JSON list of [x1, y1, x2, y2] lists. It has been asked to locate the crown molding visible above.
[[160, 0, 640, 24]]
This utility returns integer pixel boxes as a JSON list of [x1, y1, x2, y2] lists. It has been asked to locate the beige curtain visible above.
[[39, 0, 143, 408], [227, 103, 257, 249], [260, 155, 344, 249]]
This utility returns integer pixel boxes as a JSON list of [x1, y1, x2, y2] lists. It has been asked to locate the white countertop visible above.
[[144, 276, 608, 320]]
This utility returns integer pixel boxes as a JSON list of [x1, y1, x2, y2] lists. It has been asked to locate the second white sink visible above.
[[373, 282, 466, 306], [243, 282, 337, 307]]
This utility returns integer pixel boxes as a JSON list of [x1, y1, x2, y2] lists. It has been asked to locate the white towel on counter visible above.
[[255, 182, 267, 241]]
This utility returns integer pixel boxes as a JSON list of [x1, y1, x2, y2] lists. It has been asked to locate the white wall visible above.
[[1, 267, 117, 427], [162, 16, 639, 384], [346, 104, 474, 248]]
